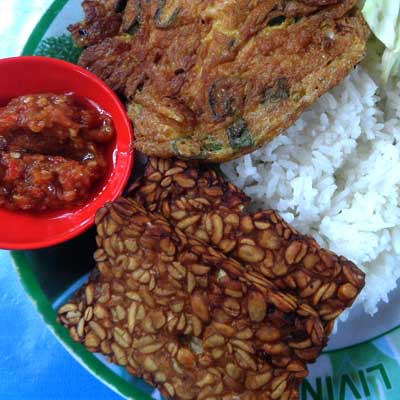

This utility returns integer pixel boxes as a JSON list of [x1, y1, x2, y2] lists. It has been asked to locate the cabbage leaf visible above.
[[362, 0, 400, 81]]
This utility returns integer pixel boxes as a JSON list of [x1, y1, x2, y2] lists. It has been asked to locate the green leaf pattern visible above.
[[35, 33, 82, 64]]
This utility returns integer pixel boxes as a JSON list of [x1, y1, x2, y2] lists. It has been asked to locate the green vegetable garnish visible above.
[[268, 16, 286, 27], [155, 0, 180, 29], [262, 78, 290, 104], [35, 34, 83, 64], [123, 0, 142, 35], [202, 136, 224, 152], [362, 0, 400, 81], [227, 118, 254, 150], [126, 20, 141, 35], [115, 0, 128, 13]]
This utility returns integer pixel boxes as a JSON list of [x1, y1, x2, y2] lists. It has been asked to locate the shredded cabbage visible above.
[[362, 0, 400, 81]]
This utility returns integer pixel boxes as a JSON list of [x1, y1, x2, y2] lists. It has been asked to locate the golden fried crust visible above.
[[69, 0, 123, 46], [58, 195, 364, 399], [130, 158, 365, 335], [72, 0, 369, 162], [58, 160, 365, 399], [128, 157, 251, 214], [59, 198, 301, 399]]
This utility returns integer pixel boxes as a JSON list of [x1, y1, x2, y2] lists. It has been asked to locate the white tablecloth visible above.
[[0, 1, 52, 57]]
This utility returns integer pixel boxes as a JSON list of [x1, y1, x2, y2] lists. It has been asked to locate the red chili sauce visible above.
[[0, 93, 114, 212]]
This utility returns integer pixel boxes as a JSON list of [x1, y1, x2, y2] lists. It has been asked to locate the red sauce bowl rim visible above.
[[0, 56, 134, 250]]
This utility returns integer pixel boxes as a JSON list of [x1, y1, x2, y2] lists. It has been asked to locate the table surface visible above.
[[0, 2, 122, 399]]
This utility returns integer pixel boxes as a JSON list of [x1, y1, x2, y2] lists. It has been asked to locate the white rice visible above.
[[222, 55, 400, 316]]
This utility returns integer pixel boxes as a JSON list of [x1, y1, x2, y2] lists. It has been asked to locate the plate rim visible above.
[[14, 1, 400, 399], [17, 3, 152, 398], [18, 0, 400, 356], [22, 0, 69, 56], [11, 250, 152, 400]]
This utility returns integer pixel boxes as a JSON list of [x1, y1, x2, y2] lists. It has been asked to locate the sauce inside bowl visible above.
[[0, 93, 114, 212]]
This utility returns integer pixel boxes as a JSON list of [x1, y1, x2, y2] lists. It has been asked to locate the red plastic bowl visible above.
[[0, 56, 134, 250]]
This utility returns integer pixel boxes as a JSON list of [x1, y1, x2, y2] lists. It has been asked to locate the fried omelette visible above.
[[70, 0, 369, 162]]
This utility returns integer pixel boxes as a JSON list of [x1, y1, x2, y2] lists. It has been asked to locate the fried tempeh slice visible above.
[[58, 197, 364, 399], [59, 198, 301, 399], [128, 157, 251, 220], [129, 158, 365, 338]]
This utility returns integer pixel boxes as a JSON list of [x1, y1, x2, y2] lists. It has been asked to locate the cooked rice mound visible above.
[[222, 58, 400, 315]]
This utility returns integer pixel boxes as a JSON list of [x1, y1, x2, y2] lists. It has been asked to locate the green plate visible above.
[[13, 1, 400, 399]]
